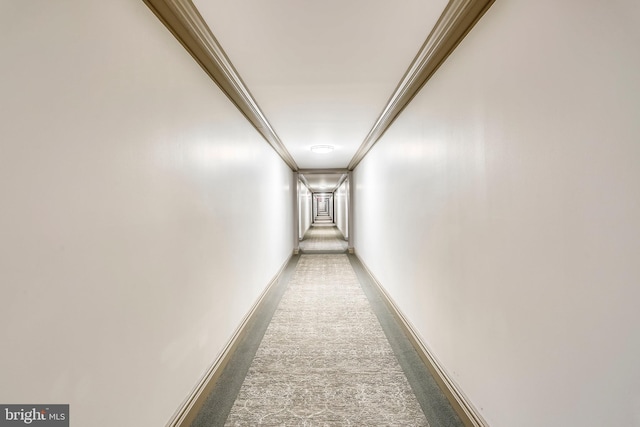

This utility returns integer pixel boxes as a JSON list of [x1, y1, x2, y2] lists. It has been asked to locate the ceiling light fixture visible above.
[[310, 145, 334, 154]]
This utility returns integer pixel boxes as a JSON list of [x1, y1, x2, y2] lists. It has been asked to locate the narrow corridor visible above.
[[299, 224, 348, 254], [5, 2, 639, 426], [191, 226, 462, 426]]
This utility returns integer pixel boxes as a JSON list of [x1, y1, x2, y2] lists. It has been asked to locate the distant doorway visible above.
[[296, 173, 350, 253], [313, 192, 333, 223]]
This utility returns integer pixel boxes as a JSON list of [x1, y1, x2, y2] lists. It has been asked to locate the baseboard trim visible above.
[[165, 254, 295, 427], [353, 252, 488, 427]]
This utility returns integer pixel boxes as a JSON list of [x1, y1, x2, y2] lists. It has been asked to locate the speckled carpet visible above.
[[299, 225, 348, 253], [224, 254, 429, 426]]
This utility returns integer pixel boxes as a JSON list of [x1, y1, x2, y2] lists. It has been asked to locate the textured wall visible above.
[[353, 1, 640, 426], [0, 1, 293, 426]]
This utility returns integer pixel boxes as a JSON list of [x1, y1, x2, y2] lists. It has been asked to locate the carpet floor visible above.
[[299, 225, 348, 253], [191, 227, 463, 427], [224, 254, 429, 426]]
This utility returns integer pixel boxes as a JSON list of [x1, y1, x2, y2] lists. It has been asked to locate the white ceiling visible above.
[[192, 0, 448, 177]]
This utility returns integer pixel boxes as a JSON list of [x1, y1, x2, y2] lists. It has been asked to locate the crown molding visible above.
[[297, 168, 349, 175], [298, 174, 312, 191], [143, 0, 299, 171], [327, 173, 348, 193], [347, 0, 494, 171], [298, 170, 348, 193], [334, 173, 349, 190]]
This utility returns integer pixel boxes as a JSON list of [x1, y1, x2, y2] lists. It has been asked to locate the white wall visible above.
[[335, 179, 349, 238], [0, 1, 294, 426], [353, 1, 640, 426], [312, 194, 318, 221], [298, 180, 312, 238]]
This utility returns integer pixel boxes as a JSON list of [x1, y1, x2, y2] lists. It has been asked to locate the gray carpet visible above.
[[224, 255, 429, 426], [191, 230, 463, 427], [299, 225, 348, 253]]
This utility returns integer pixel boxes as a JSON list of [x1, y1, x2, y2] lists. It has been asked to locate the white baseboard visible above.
[[353, 252, 489, 427], [165, 254, 294, 427]]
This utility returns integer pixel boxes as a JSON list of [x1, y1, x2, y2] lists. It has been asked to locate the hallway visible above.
[[299, 224, 348, 253], [192, 228, 461, 426], [2, 1, 640, 426]]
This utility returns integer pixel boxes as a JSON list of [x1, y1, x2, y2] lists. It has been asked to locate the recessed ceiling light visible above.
[[310, 145, 334, 154]]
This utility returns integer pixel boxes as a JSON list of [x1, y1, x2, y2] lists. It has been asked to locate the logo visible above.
[[0, 405, 68, 426]]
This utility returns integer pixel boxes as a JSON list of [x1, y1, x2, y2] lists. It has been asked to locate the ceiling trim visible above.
[[143, 0, 299, 171], [297, 169, 349, 175], [298, 174, 312, 191], [347, 0, 495, 171], [334, 173, 348, 189], [298, 170, 348, 193], [327, 173, 348, 193]]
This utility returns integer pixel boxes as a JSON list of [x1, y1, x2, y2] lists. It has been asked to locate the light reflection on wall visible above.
[[188, 140, 258, 169], [389, 139, 445, 163], [154, 137, 264, 175]]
